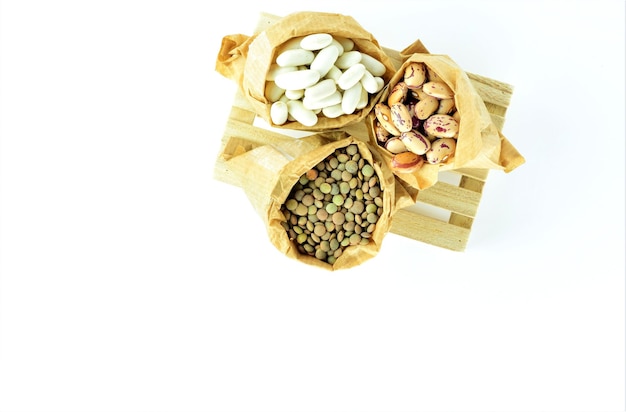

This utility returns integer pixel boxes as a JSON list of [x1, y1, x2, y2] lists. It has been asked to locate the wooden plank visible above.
[[458, 175, 486, 193], [448, 213, 474, 231], [447, 175, 487, 230], [416, 181, 482, 218], [228, 105, 256, 125], [390, 209, 470, 251]]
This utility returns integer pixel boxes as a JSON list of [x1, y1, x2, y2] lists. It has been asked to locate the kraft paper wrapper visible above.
[[368, 39, 525, 193], [220, 132, 404, 271], [215, 11, 396, 131]]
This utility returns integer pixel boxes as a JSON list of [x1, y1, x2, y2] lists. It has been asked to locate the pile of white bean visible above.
[[266, 33, 387, 127]]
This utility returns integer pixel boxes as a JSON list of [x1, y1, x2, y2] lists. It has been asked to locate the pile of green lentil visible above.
[[280, 143, 384, 265]]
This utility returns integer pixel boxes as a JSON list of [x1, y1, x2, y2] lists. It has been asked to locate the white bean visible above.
[[328, 39, 344, 56], [335, 50, 362, 69], [270, 101, 289, 125], [285, 89, 304, 100], [374, 77, 385, 91], [360, 70, 382, 94], [337, 63, 366, 90], [334, 36, 354, 52], [265, 81, 285, 103], [359, 52, 387, 77], [341, 82, 363, 115], [302, 90, 342, 111], [304, 78, 337, 101], [356, 86, 369, 110], [324, 65, 343, 82], [321, 103, 344, 118], [287, 100, 318, 126], [299, 33, 333, 51], [274, 69, 320, 91], [310, 45, 339, 78], [275, 48, 315, 67]]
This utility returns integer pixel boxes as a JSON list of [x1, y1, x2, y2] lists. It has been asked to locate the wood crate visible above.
[[213, 12, 514, 251]]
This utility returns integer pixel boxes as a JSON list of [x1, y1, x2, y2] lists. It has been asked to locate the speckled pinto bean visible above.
[[391, 151, 424, 173], [400, 130, 430, 155], [404, 62, 427, 89], [373, 121, 390, 144], [426, 138, 456, 164], [387, 82, 408, 105], [415, 95, 439, 120], [374, 103, 401, 136], [422, 81, 454, 99], [385, 137, 407, 154], [390, 103, 412, 133], [423, 114, 459, 138], [373, 61, 459, 171]]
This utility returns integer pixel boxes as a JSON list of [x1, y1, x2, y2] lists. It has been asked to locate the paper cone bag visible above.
[[215, 11, 396, 132], [219, 132, 404, 271], [367, 40, 525, 193]]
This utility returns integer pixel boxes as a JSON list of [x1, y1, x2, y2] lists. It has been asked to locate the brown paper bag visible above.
[[215, 11, 396, 132], [219, 131, 405, 271], [367, 40, 525, 192]]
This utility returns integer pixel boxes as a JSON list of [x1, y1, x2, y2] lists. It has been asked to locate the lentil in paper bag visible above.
[[368, 39, 525, 193], [219, 132, 405, 271], [215, 11, 396, 132]]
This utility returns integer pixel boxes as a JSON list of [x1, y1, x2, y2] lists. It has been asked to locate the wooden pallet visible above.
[[213, 12, 513, 251]]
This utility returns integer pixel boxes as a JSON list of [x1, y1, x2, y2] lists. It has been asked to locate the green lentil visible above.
[[349, 233, 361, 245], [337, 153, 349, 163], [345, 160, 358, 174], [302, 194, 314, 206], [285, 199, 298, 211], [367, 213, 379, 224], [332, 194, 344, 206], [280, 144, 384, 265], [331, 169, 342, 181], [366, 203, 377, 214], [295, 203, 308, 216], [362, 164, 374, 177]]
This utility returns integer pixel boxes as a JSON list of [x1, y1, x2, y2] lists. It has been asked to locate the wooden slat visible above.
[[416, 181, 482, 218], [458, 175, 486, 193], [228, 105, 256, 124], [448, 175, 487, 229], [390, 209, 470, 251]]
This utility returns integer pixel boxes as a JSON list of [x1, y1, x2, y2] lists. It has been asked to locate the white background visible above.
[[1, 1, 624, 411]]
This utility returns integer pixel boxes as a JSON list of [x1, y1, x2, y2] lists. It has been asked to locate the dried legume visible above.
[[280, 144, 384, 264]]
